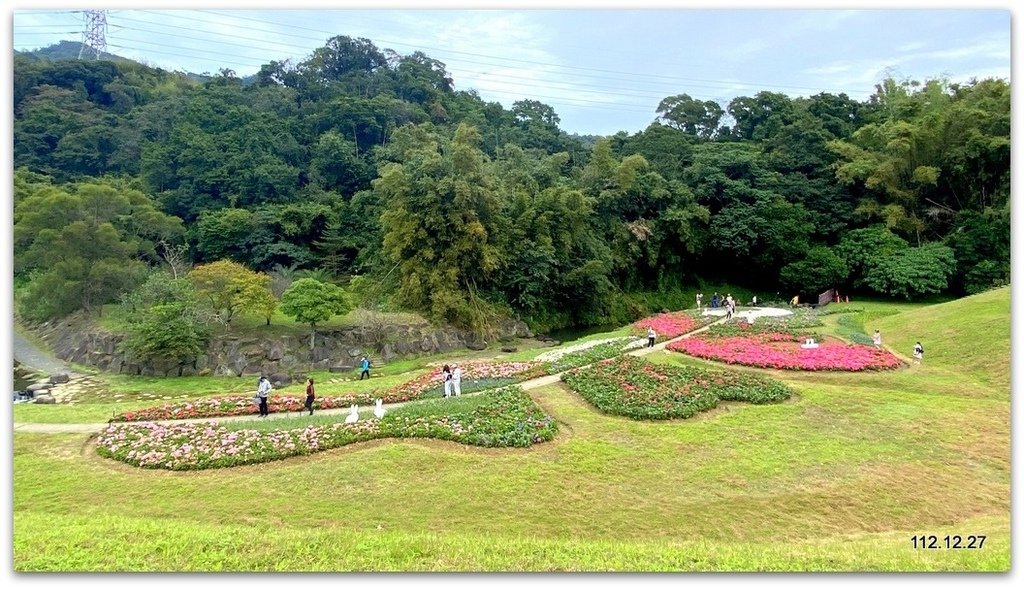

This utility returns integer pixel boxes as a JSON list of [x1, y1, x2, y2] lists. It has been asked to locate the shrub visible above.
[[561, 356, 792, 420]]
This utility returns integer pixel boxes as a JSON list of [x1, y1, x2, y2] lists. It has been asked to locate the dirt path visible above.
[[13, 318, 727, 434]]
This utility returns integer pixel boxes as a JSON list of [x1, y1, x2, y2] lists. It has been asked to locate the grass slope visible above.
[[871, 286, 1010, 391], [12, 291, 1011, 571]]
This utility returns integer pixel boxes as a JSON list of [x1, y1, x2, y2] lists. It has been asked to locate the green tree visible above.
[[188, 260, 275, 324], [279, 278, 351, 347], [861, 242, 956, 300], [14, 178, 182, 320], [118, 273, 211, 375], [779, 246, 850, 293], [375, 123, 502, 328], [656, 94, 724, 138]]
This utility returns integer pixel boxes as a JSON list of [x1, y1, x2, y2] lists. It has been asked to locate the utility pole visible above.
[[78, 10, 108, 60]]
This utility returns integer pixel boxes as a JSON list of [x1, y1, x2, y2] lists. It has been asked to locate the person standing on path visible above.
[[304, 378, 316, 416], [647, 327, 656, 348], [359, 356, 371, 380], [751, 295, 758, 306], [913, 342, 924, 364], [257, 376, 271, 418], [872, 330, 882, 349], [452, 364, 462, 396], [696, 292, 703, 309], [712, 292, 720, 308], [442, 364, 453, 397]]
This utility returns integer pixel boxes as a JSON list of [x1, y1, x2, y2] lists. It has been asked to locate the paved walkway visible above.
[[13, 329, 77, 376], [13, 318, 727, 435]]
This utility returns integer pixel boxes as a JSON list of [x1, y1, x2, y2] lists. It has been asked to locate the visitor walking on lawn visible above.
[[359, 356, 371, 380], [452, 364, 462, 396], [257, 376, 271, 417], [913, 342, 924, 364], [647, 327, 656, 348], [442, 364, 453, 397], [873, 330, 882, 349], [304, 378, 315, 416]]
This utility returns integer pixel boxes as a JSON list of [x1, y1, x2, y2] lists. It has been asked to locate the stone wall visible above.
[[27, 314, 533, 378]]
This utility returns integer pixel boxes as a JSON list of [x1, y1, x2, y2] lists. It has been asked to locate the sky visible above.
[[9, 2, 1010, 136]]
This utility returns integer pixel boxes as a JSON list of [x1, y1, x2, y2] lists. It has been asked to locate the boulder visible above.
[[49, 373, 70, 384], [501, 345, 518, 353], [33, 394, 56, 404], [348, 348, 362, 358], [26, 383, 52, 392], [466, 340, 487, 351], [266, 341, 285, 361], [269, 372, 292, 387]]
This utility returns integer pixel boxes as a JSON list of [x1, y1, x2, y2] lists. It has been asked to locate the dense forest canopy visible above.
[[13, 37, 1011, 333]]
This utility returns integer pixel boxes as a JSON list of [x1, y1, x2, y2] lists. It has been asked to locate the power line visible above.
[[189, 8, 869, 95], [100, 15, 755, 109]]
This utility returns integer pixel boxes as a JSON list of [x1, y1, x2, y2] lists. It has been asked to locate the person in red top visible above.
[[304, 378, 315, 416]]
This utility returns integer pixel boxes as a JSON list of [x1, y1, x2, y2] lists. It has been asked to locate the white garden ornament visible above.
[[373, 398, 385, 419], [345, 404, 359, 423]]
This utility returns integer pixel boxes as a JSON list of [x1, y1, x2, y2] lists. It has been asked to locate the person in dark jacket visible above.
[[304, 378, 315, 416]]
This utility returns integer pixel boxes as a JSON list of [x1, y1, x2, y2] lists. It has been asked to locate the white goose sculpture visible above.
[[344, 404, 359, 424], [373, 398, 386, 419]]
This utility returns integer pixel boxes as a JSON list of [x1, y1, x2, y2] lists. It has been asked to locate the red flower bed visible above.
[[632, 311, 711, 339], [667, 332, 902, 372], [112, 395, 369, 422]]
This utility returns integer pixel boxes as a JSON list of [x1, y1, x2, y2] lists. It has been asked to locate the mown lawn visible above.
[[12, 287, 1011, 571]]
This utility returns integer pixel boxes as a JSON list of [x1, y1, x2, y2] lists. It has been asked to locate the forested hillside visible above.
[[13, 37, 1010, 335]]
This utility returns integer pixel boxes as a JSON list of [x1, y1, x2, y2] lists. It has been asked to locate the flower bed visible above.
[[111, 361, 548, 423], [561, 356, 791, 420], [543, 341, 630, 374], [632, 311, 714, 340], [111, 395, 368, 423], [386, 360, 547, 400], [667, 332, 902, 371], [96, 387, 557, 470]]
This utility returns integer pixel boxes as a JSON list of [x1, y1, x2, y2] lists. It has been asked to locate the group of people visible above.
[[254, 375, 319, 417], [697, 291, 754, 314], [440, 364, 463, 397]]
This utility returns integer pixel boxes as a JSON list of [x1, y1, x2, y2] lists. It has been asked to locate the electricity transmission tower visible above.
[[78, 10, 108, 60]]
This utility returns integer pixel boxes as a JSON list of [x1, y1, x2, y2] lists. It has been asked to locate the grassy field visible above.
[[11, 287, 1011, 571]]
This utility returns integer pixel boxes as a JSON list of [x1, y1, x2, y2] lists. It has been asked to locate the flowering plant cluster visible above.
[[96, 387, 557, 470], [632, 311, 715, 339], [543, 341, 629, 375], [112, 361, 548, 422], [384, 361, 546, 400], [667, 331, 902, 371], [111, 395, 376, 423], [560, 356, 791, 420]]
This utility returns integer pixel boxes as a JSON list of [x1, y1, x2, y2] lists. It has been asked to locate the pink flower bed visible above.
[[667, 332, 902, 371], [632, 311, 709, 339]]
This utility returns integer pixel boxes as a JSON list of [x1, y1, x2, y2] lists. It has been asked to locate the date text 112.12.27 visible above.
[[911, 535, 986, 549]]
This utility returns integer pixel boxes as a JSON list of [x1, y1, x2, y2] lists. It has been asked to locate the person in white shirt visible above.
[[452, 364, 462, 396], [872, 330, 882, 349], [647, 327, 656, 348], [442, 365, 452, 398], [256, 376, 271, 417]]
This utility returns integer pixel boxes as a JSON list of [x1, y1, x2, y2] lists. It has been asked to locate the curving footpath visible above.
[[12, 318, 728, 435]]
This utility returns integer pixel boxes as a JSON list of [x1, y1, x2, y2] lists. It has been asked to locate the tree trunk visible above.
[[310, 327, 316, 351]]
